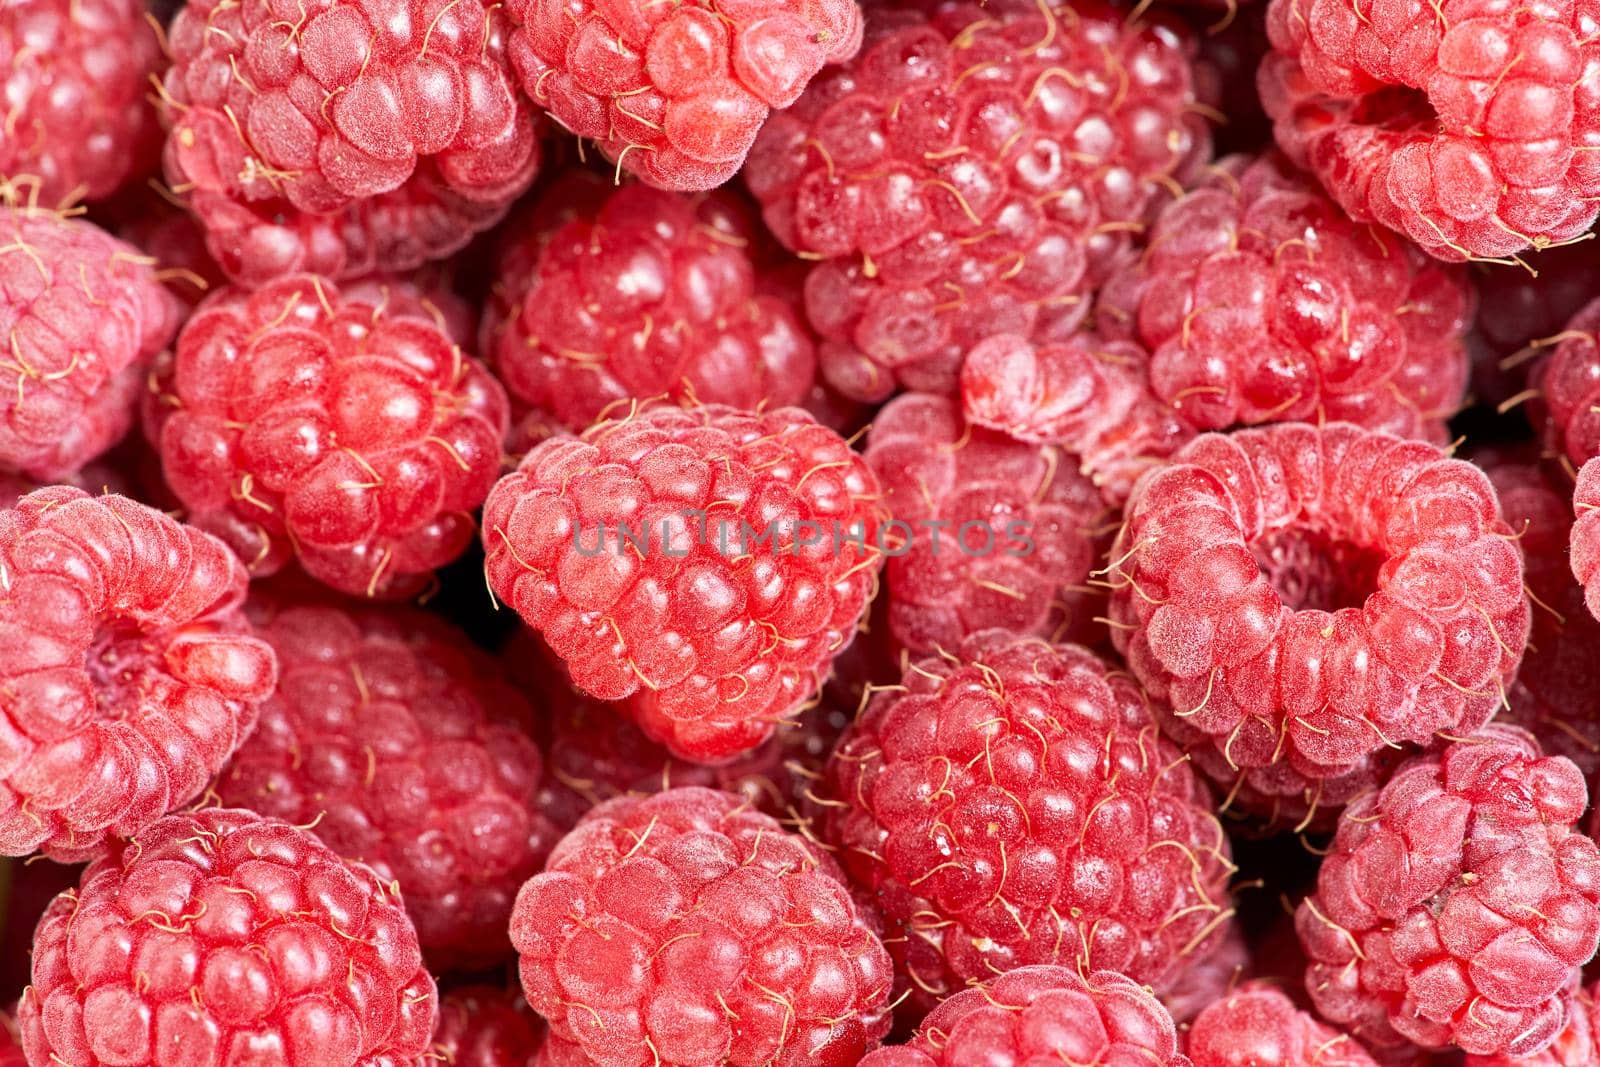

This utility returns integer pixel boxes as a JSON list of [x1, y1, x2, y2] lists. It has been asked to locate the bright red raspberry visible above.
[[18, 808, 438, 1066], [482, 403, 883, 763], [1108, 422, 1530, 824], [858, 966, 1192, 1067], [743, 0, 1214, 403], [1187, 984, 1379, 1067], [0, 0, 162, 207], [1296, 727, 1600, 1057], [504, 0, 862, 191], [1572, 456, 1600, 621], [510, 787, 893, 1065], [145, 273, 509, 598], [217, 597, 561, 971], [1466, 982, 1599, 1067], [0, 207, 180, 480], [863, 391, 1106, 656], [161, 0, 541, 288], [1259, 0, 1600, 262], [429, 986, 544, 1067], [1095, 152, 1473, 441], [817, 631, 1234, 1006], [483, 174, 817, 433], [0, 488, 277, 861]]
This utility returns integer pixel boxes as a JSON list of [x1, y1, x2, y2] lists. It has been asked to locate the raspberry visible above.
[[1465, 983, 1599, 1067], [816, 631, 1234, 1005], [17, 808, 438, 1066], [481, 402, 883, 763], [1572, 456, 1600, 621], [483, 174, 817, 433], [1095, 152, 1473, 442], [1295, 727, 1600, 1057], [743, 0, 1214, 402], [145, 272, 509, 598], [856, 966, 1191, 1067], [0, 0, 163, 207], [161, 0, 541, 288], [216, 596, 562, 971], [509, 787, 893, 1065], [862, 391, 1106, 656], [958, 331, 1197, 503], [1186, 984, 1380, 1067], [1259, 0, 1600, 262], [0, 207, 180, 480], [0, 488, 277, 861], [1107, 422, 1530, 824], [1159, 923, 1249, 1024], [504, 0, 862, 192], [1524, 298, 1600, 466], [429, 986, 544, 1067]]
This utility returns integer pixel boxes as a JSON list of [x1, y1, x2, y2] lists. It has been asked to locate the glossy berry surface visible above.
[[510, 787, 893, 1066], [0, 488, 277, 861], [18, 808, 437, 1066], [161, 0, 541, 287], [857, 966, 1193, 1067], [0, 207, 180, 480], [218, 597, 561, 971], [484, 174, 816, 432], [428, 986, 544, 1067], [1572, 456, 1600, 621], [1465, 982, 1599, 1067], [1108, 422, 1530, 824], [505, 0, 862, 191], [1260, 0, 1600, 261], [818, 631, 1234, 1005], [482, 403, 883, 763], [1296, 728, 1600, 1056], [1186, 984, 1378, 1067], [1096, 152, 1473, 441], [743, 0, 1214, 402], [146, 273, 509, 598]]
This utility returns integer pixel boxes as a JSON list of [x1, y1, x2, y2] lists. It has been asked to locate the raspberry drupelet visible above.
[[1107, 422, 1530, 826], [1185, 984, 1379, 1067], [743, 0, 1215, 403], [0, 488, 277, 861], [217, 596, 562, 971], [1573, 457, 1600, 621], [483, 174, 817, 433], [1466, 983, 1599, 1067], [481, 402, 883, 764], [504, 0, 863, 192], [510, 787, 893, 1066], [18, 808, 438, 1066], [0, 207, 181, 481], [863, 391, 1107, 656], [1094, 152, 1474, 442], [1259, 0, 1600, 262], [1296, 727, 1600, 1057], [817, 630, 1235, 1007], [429, 986, 545, 1067], [0, 0, 163, 207], [160, 0, 541, 288], [857, 966, 1193, 1067], [145, 273, 509, 598]]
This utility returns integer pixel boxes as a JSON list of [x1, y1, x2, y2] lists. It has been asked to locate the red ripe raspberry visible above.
[[1096, 152, 1473, 441], [863, 391, 1106, 656], [482, 403, 883, 763], [161, 0, 540, 288], [858, 966, 1192, 1067], [510, 787, 893, 1065], [1187, 984, 1379, 1067], [504, 0, 862, 192], [1259, 0, 1600, 262], [1466, 983, 1599, 1067], [1296, 727, 1600, 1057], [0, 0, 162, 207], [0, 207, 180, 480], [743, 0, 1213, 403], [430, 986, 544, 1067], [217, 597, 561, 971], [1107, 422, 1530, 824], [1159, 923, 1249, 1024], [817, 631, 1234, 1005], [0, 488, 277, 861], [18, 808, 438, 1066], [483, 175, 817, 433], [1572, 456, 1600, 621], [1524, 298, 1600, 466], [146, 273, 509, 598]]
